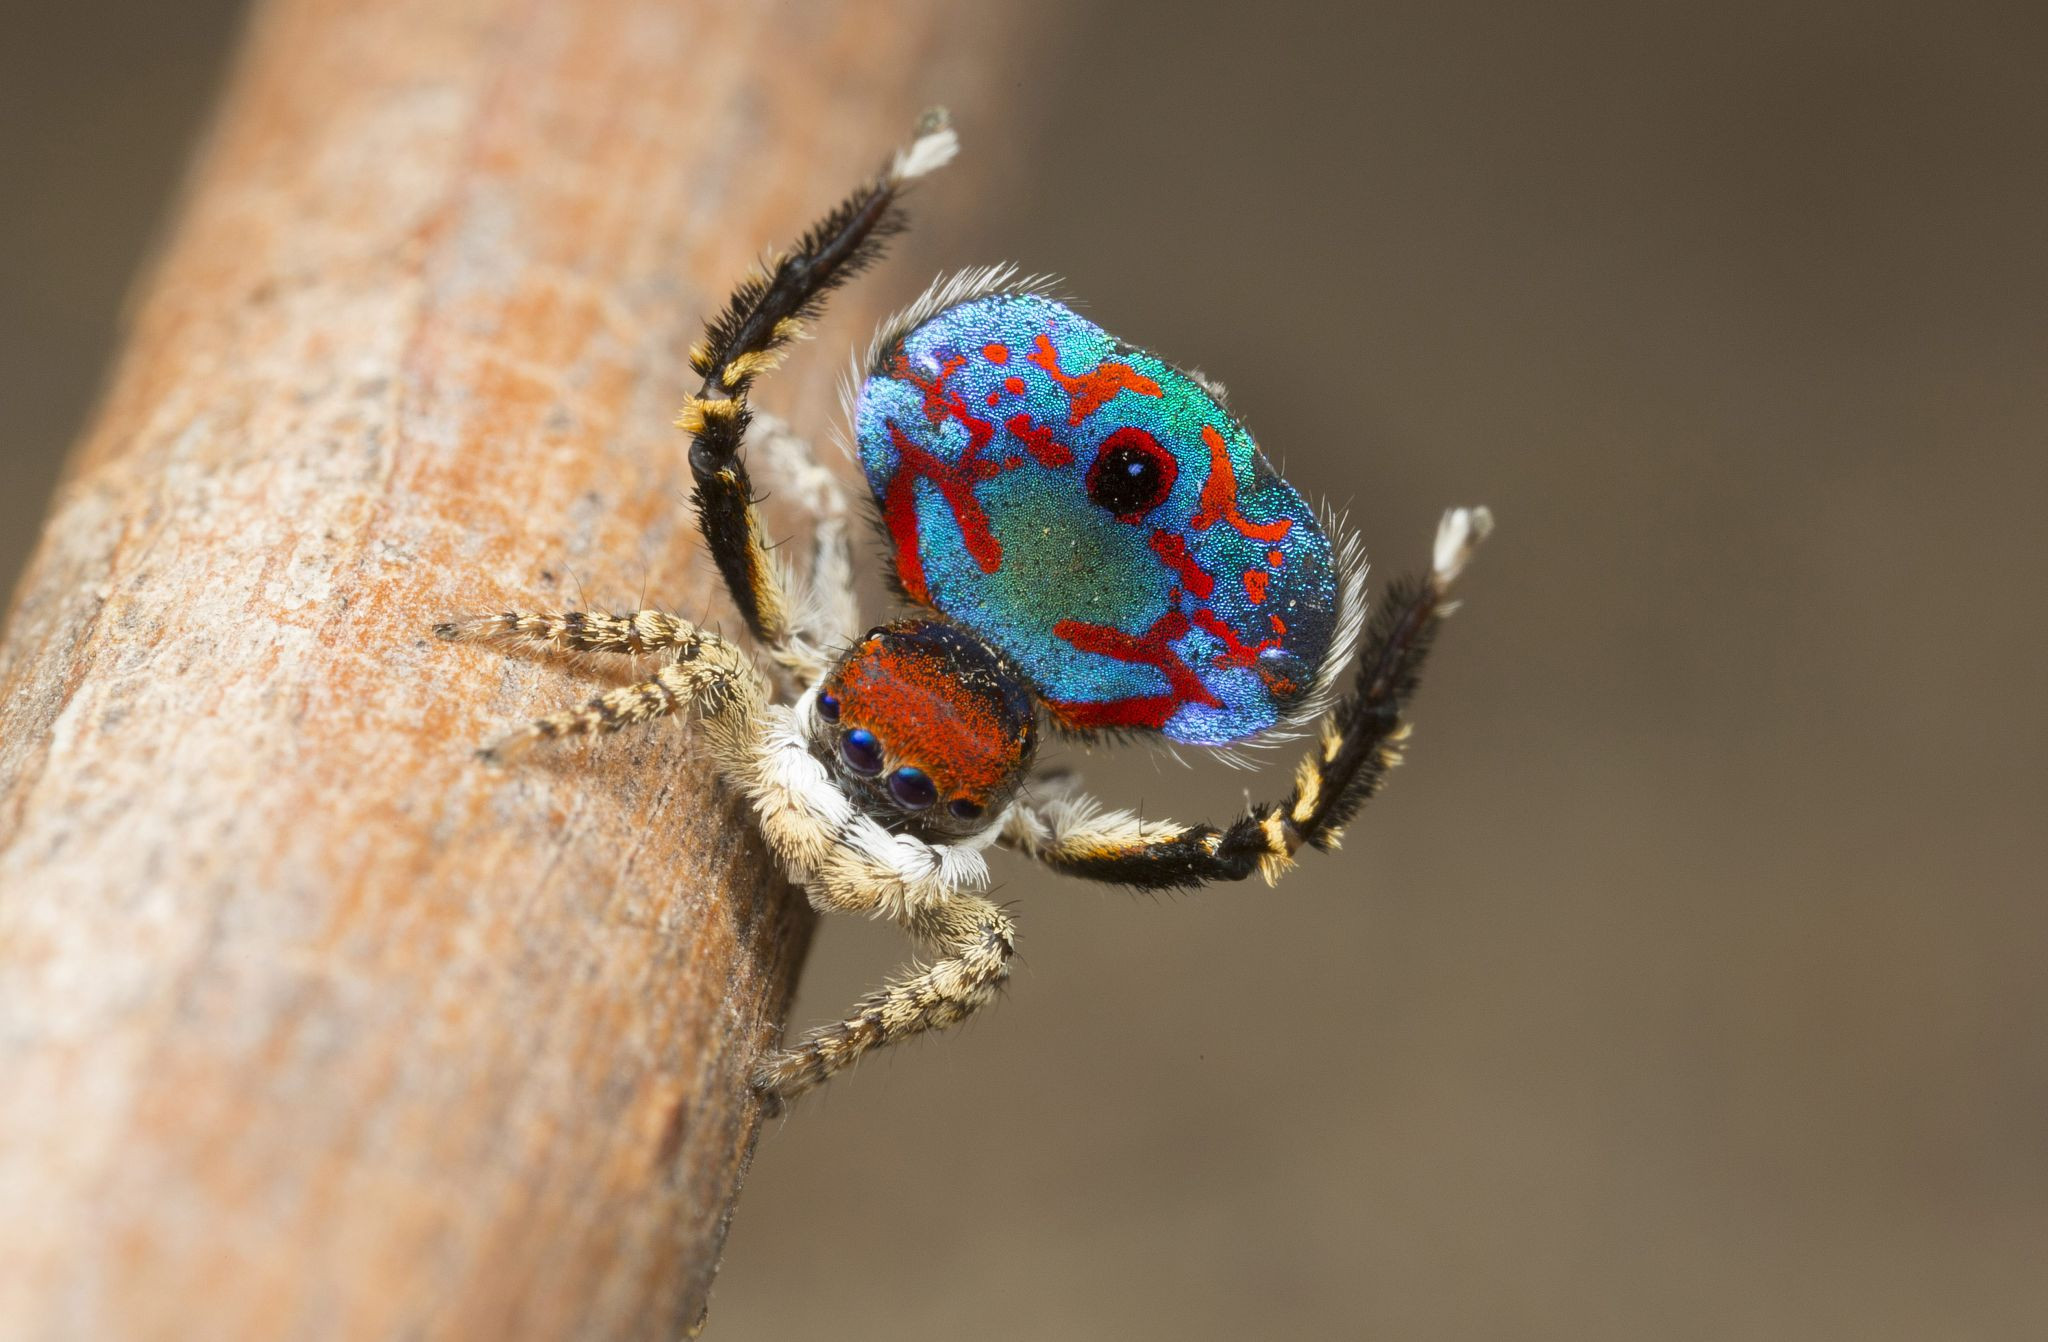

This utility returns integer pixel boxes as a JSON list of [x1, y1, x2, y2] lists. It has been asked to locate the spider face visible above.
[[810, 619, 1037, 839]]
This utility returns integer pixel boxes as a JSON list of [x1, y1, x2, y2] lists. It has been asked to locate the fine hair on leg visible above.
[[753, 892, 1015, 1109]]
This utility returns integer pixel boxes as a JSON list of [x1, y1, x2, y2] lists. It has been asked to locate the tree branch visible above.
[[0, 0, 1015, 1336]]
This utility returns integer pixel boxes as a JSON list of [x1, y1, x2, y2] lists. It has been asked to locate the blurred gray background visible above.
[[6, 1, 2044, 1338]]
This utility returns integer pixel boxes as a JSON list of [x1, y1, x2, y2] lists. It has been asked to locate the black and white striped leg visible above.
[[681, 111, 957, 650], [1001, 507, 1494, 891]]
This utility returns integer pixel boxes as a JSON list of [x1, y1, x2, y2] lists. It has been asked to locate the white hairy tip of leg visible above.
[[1433, 505, 1495, 586], [891, 125, 960, 182]]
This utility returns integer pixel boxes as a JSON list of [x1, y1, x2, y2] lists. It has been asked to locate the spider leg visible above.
[[467, 625, 765, 763], [1001, 506, 1494, 891], [753, 893, 1016, 1110], [681, 111, 957, 652], [435, 608, 700, 658]]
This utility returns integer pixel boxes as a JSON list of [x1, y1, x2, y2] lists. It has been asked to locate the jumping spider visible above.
[[438, 114, 1492, 1111]]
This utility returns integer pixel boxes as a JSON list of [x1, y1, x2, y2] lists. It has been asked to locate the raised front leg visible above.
[[680, 113, 956, 652]]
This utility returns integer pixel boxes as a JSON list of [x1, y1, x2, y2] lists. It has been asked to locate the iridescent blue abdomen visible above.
[[854, 290, 1338, 746]]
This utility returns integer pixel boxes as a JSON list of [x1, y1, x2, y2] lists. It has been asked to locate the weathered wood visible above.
[[0, 1, 1011, 1337]]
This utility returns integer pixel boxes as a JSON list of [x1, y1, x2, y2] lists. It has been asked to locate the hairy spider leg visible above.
[[752, 894, 1016, 1111], [448, 625, 765, 764], [435, 608, 702, 658]]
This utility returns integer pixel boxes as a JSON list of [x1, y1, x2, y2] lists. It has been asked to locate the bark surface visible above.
[[0, 1, 1011, 1336]]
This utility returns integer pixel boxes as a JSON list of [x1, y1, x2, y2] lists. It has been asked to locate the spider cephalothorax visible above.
[[812, 619, 1036, 840], [438, 113, 1492, 1110]]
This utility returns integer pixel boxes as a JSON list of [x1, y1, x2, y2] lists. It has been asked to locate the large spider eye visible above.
[[886, 767, 937, 810], [840, 728, 884, 776], [816, 692, 841, 722], [948, 798, 985, 822], [1085, 427, 1177, 520]]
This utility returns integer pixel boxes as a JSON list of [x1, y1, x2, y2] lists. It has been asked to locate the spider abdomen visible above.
[[854, 288, 1339, 746]]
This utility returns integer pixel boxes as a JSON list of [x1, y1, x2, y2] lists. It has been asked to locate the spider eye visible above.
[[816, 692, 841, 722], [840, 728, 884, 776], [886, 767, 937, 810], [1085, 427, 1177, 519], [948, 798, 984, 822]]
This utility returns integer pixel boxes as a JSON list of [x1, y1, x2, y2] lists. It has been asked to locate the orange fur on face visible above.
[[826, 622, 1035, 806]]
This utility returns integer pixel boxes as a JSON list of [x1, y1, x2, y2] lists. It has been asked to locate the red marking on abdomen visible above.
[[883, 420, 1003, 602], [1243, 569, 1269, 603], [1270, 614, 1287, 637], [1192, 609, 1282, 668], [894, 350, 996, 455], [1148, 530, 1214, 598], [1267, 548, 1285, 567], [983, 342, 1010, 364], [1004, 376, 1026, 394], [1005, 413, 1073, 468], [1049, 694, 1181, 732], [1051, 605, 1222, 730], [881, 348, 1007, 601], [1192, 609, 1297, 696], [1028, 335, 1163, 424], [1191, 424, 1294, 543]]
